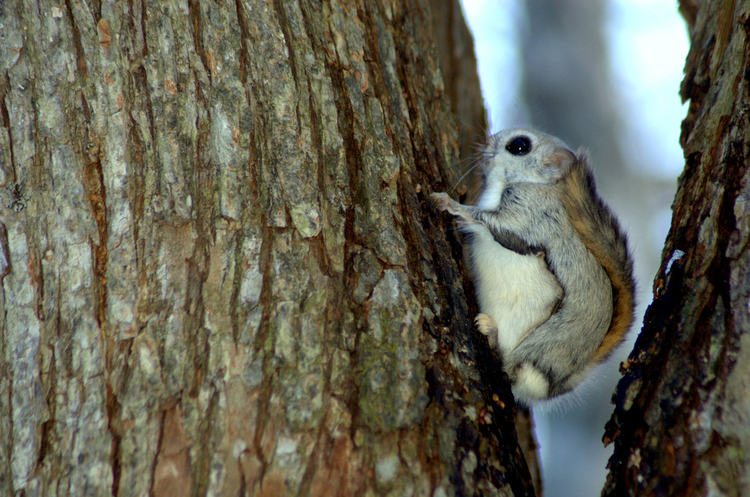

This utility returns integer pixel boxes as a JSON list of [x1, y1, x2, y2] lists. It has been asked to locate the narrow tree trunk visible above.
[[429, 1, 542, 492], [603, 1, 750, 495], [0, 1, 536, 495]]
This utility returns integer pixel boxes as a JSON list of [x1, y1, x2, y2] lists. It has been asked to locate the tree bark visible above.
[[603, 1, 750, 495], [428, 0, 487, 174], [0, 0, 536, 495]]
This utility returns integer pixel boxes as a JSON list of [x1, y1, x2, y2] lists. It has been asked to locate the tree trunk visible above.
[[603, 1, 750, 495], [0, 0, 537, 495]]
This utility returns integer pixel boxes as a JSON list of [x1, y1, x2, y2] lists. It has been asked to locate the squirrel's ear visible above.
[[541, 147, 577, 180], [550, 147, 577, 169]]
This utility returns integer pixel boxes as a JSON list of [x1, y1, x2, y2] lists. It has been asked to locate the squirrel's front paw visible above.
[[430, 192, 453, 212], [431, 192, 475, 224]]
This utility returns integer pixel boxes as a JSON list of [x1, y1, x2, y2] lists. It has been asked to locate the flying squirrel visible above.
[[431, 128, 636, 405]]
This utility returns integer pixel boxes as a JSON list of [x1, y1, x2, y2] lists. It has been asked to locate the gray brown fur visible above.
[[559, 154, 636, 365], [432, 128, 635, 404]]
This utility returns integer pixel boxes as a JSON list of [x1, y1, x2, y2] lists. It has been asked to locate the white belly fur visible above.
[[465, 223, 562, 355]]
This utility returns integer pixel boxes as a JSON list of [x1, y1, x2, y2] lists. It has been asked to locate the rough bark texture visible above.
[[0, 0, 536, 496], [428, 0, 487, 174], [602, 1, 750, 495], [428, 1, 541, 493]]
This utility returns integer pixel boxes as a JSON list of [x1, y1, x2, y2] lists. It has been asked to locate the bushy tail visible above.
[[559, 152, 636, 364]]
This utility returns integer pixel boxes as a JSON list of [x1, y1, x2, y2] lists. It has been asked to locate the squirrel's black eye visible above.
[[505, 136, 532, 155]]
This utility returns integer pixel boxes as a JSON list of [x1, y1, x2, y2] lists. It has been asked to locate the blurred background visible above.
[[457, 0, 689, 495]]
